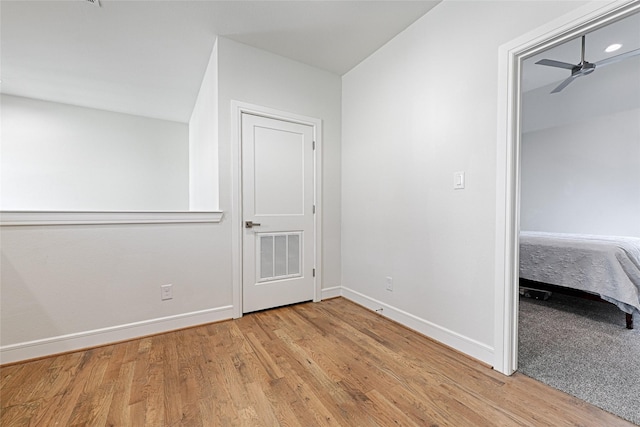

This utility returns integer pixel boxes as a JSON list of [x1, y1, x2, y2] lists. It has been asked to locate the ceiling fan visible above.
[[536, 35, 640, 94]]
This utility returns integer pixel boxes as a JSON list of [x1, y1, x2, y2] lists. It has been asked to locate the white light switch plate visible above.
[[454, 171, 465, 189]]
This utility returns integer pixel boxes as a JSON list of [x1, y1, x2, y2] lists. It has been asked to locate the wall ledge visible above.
[[0, 210, 224, 226]]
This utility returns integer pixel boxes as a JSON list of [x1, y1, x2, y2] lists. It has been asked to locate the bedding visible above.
[[519, 231, 640, 318]]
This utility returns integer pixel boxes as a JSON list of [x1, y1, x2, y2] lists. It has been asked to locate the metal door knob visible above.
[[245, 221, 262, 229]]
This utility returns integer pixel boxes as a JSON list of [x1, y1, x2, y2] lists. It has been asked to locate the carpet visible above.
[[518, 293, 640, 425]]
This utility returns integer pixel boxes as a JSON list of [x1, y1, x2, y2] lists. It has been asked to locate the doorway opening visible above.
[[494, 0, 640, 376], [516, 9, 640, 424]]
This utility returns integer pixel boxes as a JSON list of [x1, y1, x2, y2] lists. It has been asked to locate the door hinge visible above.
[[312, 140, 316, 150], [313, 204, 316, 214], [313, 268, 316, 277]]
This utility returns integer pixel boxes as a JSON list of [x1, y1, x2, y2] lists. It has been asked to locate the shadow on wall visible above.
[[0, 252, 60, 349]]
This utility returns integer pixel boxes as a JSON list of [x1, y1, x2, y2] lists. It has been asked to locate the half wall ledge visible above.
[[0, 210, 224, 226]]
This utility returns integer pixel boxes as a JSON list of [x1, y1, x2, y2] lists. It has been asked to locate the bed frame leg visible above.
[[626, 313, 633, 329]]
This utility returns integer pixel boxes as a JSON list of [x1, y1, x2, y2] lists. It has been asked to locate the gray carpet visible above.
[[518, 293, 640, 425]]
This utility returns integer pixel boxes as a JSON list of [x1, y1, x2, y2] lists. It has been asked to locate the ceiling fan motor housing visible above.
[[573, 62, 596, 76]]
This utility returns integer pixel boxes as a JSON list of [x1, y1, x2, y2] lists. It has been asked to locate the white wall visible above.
[[189, 40, 219, 211], [217, 37, 342, 291], [520, 55, 640, 238], [1, 94, 189, 211], [0, 223, 232, 348], [1, 38, 342, 363], [341, 0, 588, 364], [521, 107, 640, 237]]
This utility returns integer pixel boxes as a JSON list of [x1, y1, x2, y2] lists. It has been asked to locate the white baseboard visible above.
[[321, 286, 342, 300], [0, 305, 233, 365], [340, 287, 494, 366], [2, 290, 494, 367]]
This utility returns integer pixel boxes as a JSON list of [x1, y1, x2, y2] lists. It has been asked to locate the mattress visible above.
[[519, 231, 640, 317]]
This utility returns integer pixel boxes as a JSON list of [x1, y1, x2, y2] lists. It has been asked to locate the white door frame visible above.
[[494, 0, 640, 375], [231, 101, 323, 318]]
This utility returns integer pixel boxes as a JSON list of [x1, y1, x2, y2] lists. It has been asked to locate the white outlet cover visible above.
[[161, 284, 173, 300]]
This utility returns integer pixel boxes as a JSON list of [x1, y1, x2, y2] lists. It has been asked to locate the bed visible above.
[[519, 231, 640, 329]]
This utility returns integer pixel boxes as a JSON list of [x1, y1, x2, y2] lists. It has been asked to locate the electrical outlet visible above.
[[385, 276, 393, 292], [161, 284, 173, 301]]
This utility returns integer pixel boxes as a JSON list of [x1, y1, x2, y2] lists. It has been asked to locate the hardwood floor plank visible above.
[[244, 330, 285, 381], [1, 358, 54, 407], [197, 329, 242, 426], [175, 330, 206, 427], [278, 369, 347, 426], [128, 399, 147, 426], [66, 347, 115, 426], [141, 335, 166, 426], [105, 361, 135, 426], [245, 381, 283, 426], [161, 334, 184, 426], [215, 350, 259, 423], [0, 400, 42, 427], [128, 338, 152, 406], [258, 378, 306, 427], [15, 397, 57, 427], [1, 297, 635, 426], [363, 388, 422, 427]]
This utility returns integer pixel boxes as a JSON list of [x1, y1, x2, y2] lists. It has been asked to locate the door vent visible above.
[[259, 233, 302, 282]]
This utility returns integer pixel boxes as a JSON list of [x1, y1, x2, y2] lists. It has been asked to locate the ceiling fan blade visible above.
[[594, 48, 640, 68], [536, 59, 576, 70], [550, 74, 580, 94]]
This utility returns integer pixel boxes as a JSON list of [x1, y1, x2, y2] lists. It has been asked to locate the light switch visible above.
[[454, 171, 465, 189]]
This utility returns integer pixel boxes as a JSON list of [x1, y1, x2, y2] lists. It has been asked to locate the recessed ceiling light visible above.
[[605, 43, 622, 53]]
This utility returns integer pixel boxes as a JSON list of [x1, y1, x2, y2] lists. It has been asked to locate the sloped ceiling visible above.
[[0, 0, 440, 122], [3, 2, 637, 125]]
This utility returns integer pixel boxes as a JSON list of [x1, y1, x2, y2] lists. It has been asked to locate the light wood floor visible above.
[[1, 297, 634, 426]]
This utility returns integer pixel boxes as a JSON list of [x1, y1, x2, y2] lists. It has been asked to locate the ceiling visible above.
[[0, 0, 440, 122], [3, 2, 637, 124], [520, 10, 640, 133]]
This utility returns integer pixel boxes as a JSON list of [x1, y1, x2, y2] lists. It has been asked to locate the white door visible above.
[[242, 113, 315, 313]]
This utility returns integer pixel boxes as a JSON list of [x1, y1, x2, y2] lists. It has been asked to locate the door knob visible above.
[[245, 221, 262, 229]]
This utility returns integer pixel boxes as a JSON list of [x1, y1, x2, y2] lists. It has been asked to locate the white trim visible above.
[[341, 287, 494, 366], [321, 286, 342, 300], [230, 101, 323, 318], [494, 0, 640, 375], [0, 210, 224, 226], [313, 114, 324, 305], [0, 305, 233, 365]]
